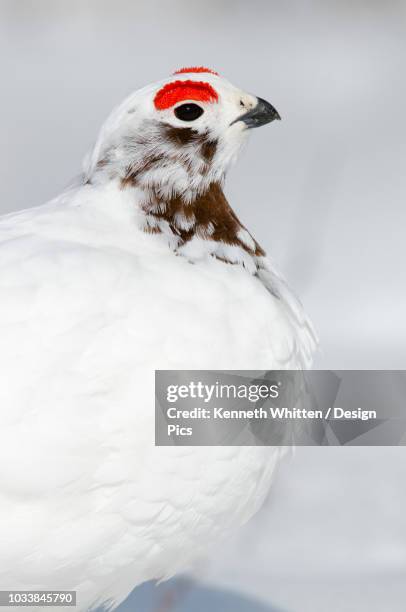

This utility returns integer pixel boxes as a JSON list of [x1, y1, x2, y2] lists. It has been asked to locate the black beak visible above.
[[231, 97, 281, 129]]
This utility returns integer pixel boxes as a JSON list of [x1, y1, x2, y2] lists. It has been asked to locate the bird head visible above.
[[85, 67, 280, 202]]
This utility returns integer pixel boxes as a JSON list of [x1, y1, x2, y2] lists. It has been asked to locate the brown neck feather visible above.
[[116, 124, 265, 265], [142, 182, 265, 258]]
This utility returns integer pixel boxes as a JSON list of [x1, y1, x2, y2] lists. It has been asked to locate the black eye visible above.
[[174, 103, 204, 121]]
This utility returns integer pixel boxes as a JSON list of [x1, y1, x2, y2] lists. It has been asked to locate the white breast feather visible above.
[[0, 181, 316, 610]]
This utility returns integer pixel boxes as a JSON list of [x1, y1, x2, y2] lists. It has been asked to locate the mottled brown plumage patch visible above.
[[118, 124, 265, 268], [161, 125, 218, 162], [120, 154, 164, 189], [162, 125, 199, 147], [120, 126, 217, 189], [200, 139, 217, 164], [143, 182, 265, 259], [120, 174, 135, 189]]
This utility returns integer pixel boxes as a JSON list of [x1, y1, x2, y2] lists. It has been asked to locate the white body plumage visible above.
[[0, 68, 316, 610]]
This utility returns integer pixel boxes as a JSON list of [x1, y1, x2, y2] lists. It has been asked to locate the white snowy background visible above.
[[1, 1, 405, 611]]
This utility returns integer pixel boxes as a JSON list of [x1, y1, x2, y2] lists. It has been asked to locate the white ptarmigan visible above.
[[0, 67, 316, 610]]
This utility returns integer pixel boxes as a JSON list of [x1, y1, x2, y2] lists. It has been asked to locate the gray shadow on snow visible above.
[[109, 577, 285, 612]]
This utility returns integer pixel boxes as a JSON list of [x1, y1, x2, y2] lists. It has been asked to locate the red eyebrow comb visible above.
[[174, 66, 219, 76], [154, 80, 219, 111]]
